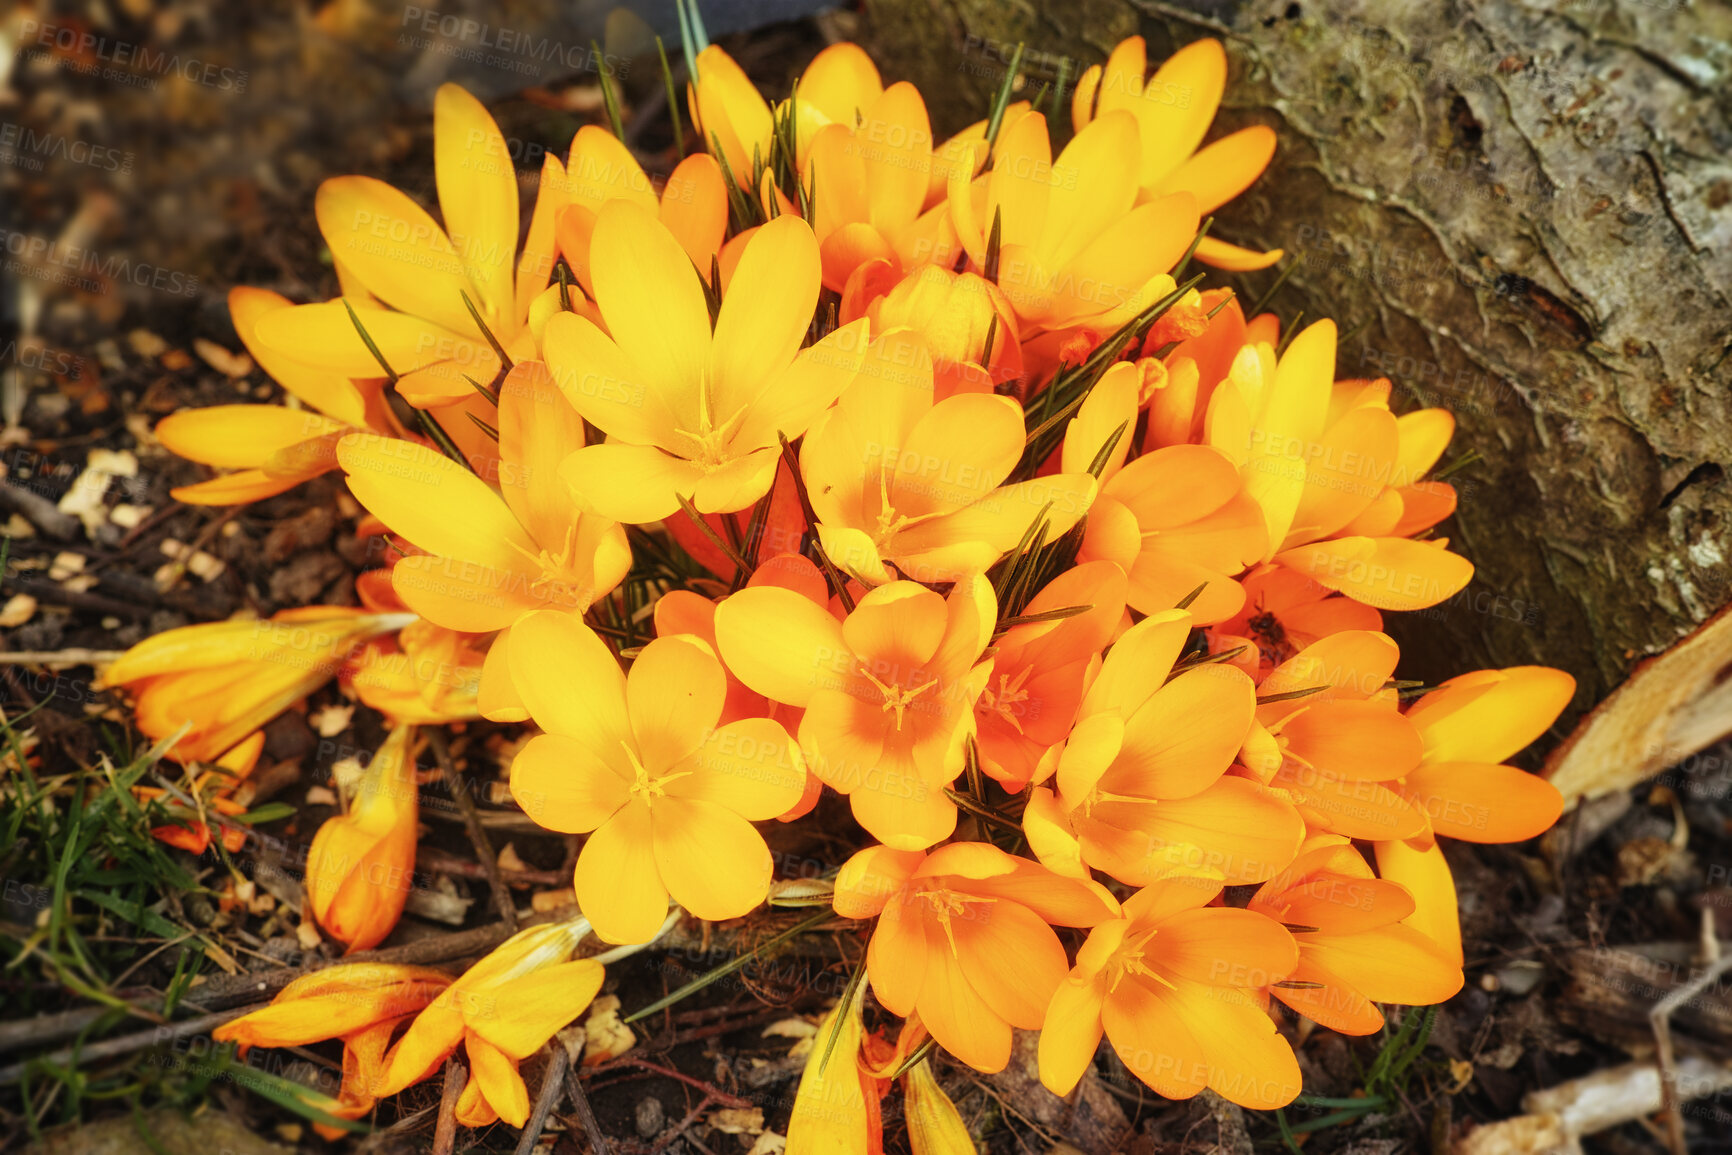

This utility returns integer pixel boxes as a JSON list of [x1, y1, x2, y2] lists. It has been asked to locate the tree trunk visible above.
[[858, 0, 1732, 715]]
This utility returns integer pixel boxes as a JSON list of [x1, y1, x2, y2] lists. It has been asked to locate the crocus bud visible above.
[[305, 725, 419, 953]]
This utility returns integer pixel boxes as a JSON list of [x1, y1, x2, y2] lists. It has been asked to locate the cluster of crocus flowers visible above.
[[119, 20, 1581, 1146]]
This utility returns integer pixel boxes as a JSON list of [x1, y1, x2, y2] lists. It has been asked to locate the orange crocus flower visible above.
[[543, 203, 869, 523], [214, 963, 453, 1137], [345, 619, 484, 725], [256, 85, 564, 407], [1076, 443, 1266, 625], [377, 919, 609, 1127], [305, 726, 420, 954], [948, 107, 1200, 336], [99, 607, 415, 764], [1249, 631, 1429, 841], [803, 79, 963, 294], [555, 125, 727, 294], [974, 560, 1127, 791], [1023, 610, 1304, 886], [1192, 318, 1472, 610], [715, 577, 994, 850], [338, 360, 629, 635], [1249, 838, 1462, 1034], [157, 287, 396, 505], [506, 612, 805, 943], [834, 842, 1119, 1073], [1071, 37, 1280, 271], [845, 264, 1022, 397], [1378, 666, 1574, 962], [801, 333, 1096, 586], [1039, 872, 1302, 1109], [1212, 563, 1384, 674]]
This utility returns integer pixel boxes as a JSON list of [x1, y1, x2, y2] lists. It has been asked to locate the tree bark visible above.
[[858, 0, 1732, 713]]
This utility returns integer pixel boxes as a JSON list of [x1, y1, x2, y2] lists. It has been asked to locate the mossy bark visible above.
[[858, 0, 1732, 711]]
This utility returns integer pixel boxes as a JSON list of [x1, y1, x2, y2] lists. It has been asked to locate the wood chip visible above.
[[193, 338, 253, 378], [1547, 605, 1732, 807]]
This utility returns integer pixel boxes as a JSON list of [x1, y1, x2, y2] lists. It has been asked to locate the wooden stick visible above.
[[568, 1066, 613, 1154], [432, 1053, 467, 1155], [1650, 951, 1732, 1155], [513, 1046, 570, 1155], [426, 729, 517, 931], [0, 1006, 252, 1086]]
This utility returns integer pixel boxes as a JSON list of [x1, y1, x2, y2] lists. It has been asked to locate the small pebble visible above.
[[636, 1095, 665, 1138]]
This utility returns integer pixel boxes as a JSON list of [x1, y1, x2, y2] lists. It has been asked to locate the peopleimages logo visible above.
[[17, 20, 249, 93], [399, 7, 631, 80], [0, 123, 133, 173], [0, 229, 200, 298]]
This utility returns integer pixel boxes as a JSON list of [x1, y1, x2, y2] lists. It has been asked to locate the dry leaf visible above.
[[709, 1107, 764, 1135], [47, 552, 85, 581], [582, 995, 635, 1066], [761, 1017, 819, 1040], [194, 338, 253, 378], [109, 503, 152, 529], [0, 594, 37, 628], [127, 329, 168, 358], [309, 703, 354, 738], [497, 842, 529, 873], [746, 1134, 787, 1155], [531, 887, 576, 913]]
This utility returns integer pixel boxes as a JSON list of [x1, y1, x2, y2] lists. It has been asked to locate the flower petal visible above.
[[590, 199, 712, 414], [675, 717, 805, 820], [915, 918, 1014, 1073], [337, 432, 536, 568], [652, 797, 772, 922], [1274, 537, 1473, 611], [1373, 837, 1461, 965], [714, 586, 851, 708], [952, 898, 1070, 1029], [709, 214, 820, 425], [1401, 761, 1563, 843], [506, 610, 632, 760], [314, 175, 475, 336], [560, 442, 703, 524], [1101, 977, 1210, 1100], [627, 635, 726, 771], [435, 84, 519, 324], [1155, 908, 1297, 988], [1038, 970, 1107, 1096], [575, 802, 668, 944], [1111, 665, 1255, 800], [509, 733, 630, 834]]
